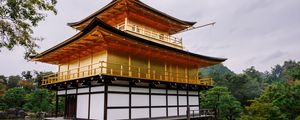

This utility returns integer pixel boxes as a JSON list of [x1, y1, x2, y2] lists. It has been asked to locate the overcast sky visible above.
[[1, 0, 300, 76]]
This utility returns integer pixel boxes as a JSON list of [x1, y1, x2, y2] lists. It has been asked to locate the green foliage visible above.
[[241, 81, 300, 119], [34, 71, 53, 87], [0, 0, 57, 59], [2, 87, 26, 108], [239, 101, 287, 120], [23, 88, 54, 112], [202, 65, 263, 106], [7, 75, 21, 88], [286, 62, 300, 80], [0, 96, 8, 110], [201, 86, 243, 120]]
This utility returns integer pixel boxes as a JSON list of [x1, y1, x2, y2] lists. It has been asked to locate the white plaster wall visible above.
[[168, 90, 177, 94], [91, 86, 104, 92], [78, 88, 89, 93], [179, 96, 187, 105], [189, 96, 199, 106], [132, 94, 149, 106], [132, 108, 149, 119], [57, 90, 65, 95], [67, 89, 76, 94], [179, 107, 187, 116], [108, 86, 129, 92], [151, 95, 166, 106], [168, 96, 177, 106], [132, 87, 149, 93], [168, 107, 178, 116], [151, 108, 166, 118], [151, 89, 166, 94], [108, 93, 129, 107], [190, 107, 199, 111], [90, 94, 104, 120], [107, 109, 129, 120], [76, 95, 89, 119]]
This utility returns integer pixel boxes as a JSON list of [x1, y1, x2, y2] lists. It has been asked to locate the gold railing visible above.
[[42, 61, 213, 86], [115, 23, 183, 47]]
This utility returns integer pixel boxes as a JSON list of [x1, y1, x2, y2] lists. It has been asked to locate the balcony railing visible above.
[[115, 23, 183, 47], [41, 61, 213, 86]]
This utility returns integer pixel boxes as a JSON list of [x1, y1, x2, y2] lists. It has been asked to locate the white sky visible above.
[[0, 0, 300, 76]]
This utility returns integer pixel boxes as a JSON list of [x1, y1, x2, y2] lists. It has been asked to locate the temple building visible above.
[[32, 0, 226, 119]]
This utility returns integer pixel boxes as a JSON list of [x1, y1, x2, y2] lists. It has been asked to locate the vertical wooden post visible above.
[[138, 67, 141, 78], [177, 87, 179, 116], [166, 87, 169, 117], [120, 65, 123, 76], [187, 86, 190, 120], [64, 88, 67, 118], [125, 17, 128, 31], [164, 63, 167, 81], [104, 81, 108, 120], [55, 91, 58, 118], [88, 84, 91, 120], [129, 82, 132, 119], [128, 56, 132, 77], [147, 59, 151, 78], [149, 85, 152, 119]]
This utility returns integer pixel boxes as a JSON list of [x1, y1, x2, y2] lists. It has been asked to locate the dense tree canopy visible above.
[[0, 0, 57, 59], [201, 86, 243, 120], [23, 88, 54, 112], [7, 75, 21, 88], [2, 87, 26, 108]]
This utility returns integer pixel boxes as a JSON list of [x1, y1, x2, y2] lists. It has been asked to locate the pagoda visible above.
[[32, 0, 226, 119]]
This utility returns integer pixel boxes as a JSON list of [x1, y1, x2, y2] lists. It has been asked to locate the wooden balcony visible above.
[[41, 61, 213, 86], [115, 22, 183, 49]]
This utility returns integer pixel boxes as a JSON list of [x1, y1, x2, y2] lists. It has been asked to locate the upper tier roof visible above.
[[67, 0, 196, 34], [32, 18, 226, 65]]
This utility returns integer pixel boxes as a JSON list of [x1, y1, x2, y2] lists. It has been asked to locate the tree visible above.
[[21, 71, 33, 81], [0, 75, 7, 94], [23, 88, 54, 112], [0, 0, 57, 59], [239, 101, 287, 120], [286, 62, 300, 80], [2, 87, 26, 108], [200, 64, 234, 86], [34, 71, 53, 87], [18, 80, 35, 91], [201, 86, 243, 120], [7, 75, 21, 88], [242, 81, 300, 119]]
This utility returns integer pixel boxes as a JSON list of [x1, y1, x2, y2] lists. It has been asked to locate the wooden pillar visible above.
[[88, 85, 91, 119], [104, 81, 108, 120], [129, 82, 132, 119], [187, 86, 190, 119], [147, 59, 151, 79], [55, 91, 58, 118], [149, 85, 152, 118], [129, 56, 132, 77], [166, 87, 169, 117], [198, 89, 201, 114], [177, 87, 179, 116], [64, 88, 67, 118], [75, 85, 78, 118]]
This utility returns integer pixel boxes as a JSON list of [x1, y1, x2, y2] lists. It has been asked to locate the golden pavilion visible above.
[[32, 0, 226, 119]]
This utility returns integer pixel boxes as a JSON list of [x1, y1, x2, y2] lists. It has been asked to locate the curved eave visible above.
[[133, 0, 196, 26], [33, 18, 226, 63], [67, 0, 196, 29]]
